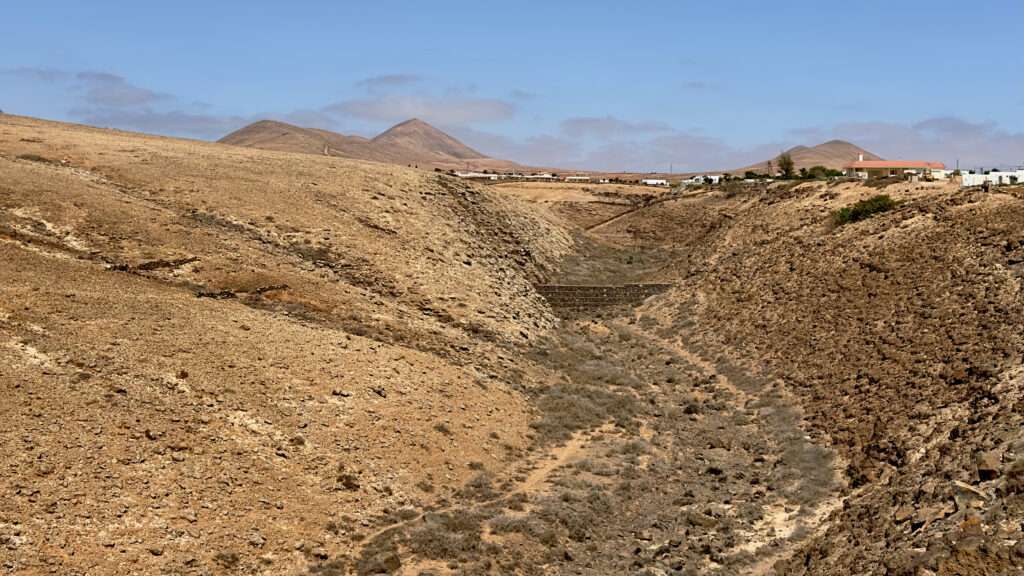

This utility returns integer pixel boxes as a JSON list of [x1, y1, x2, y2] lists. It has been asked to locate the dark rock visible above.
[[1003, 457, 1024, 494], [357, 550, 401, 575], [976, 450, 1001, 481]]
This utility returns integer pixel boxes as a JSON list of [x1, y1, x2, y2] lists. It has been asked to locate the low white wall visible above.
[[962, 170, 1024, 187]]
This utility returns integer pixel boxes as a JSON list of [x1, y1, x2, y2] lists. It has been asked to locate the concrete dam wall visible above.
[[535, 283, 673, 310]]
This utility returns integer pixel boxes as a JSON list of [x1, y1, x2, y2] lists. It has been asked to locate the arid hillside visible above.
[[3, 114, 1023, 576], [0, 114, 574, 575], [595, 180, 1024, 575], [219, 118, 523, 172]]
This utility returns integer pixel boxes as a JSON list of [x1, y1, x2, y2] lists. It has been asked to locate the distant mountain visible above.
[[220, 118, 522, 171], [371, 118, 484, 161], [735, 140, 881, 175]]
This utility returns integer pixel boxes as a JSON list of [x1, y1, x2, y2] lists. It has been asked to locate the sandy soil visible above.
[[491, 181, 660, 204], [4, 114, 1023, 576], [0, 115, 570, 575]]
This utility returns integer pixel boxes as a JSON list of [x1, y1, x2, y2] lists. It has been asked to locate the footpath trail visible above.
[[342, 228, 844, 575], [349, 282, 844, 575], [585, 188, 710, 233], [656, 328, 846, 575]]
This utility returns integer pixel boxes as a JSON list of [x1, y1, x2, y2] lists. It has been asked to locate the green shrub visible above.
[[832, 194, 898, 225]]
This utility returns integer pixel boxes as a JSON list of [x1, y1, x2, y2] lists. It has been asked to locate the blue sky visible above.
[[2, 0, 1022, 171]]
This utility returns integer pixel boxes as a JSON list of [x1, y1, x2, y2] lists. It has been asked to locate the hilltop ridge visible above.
[[735, 139, 882, 174], [220, 117, 522, 171]]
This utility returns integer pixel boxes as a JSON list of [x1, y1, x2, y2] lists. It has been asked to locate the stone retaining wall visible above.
[[535, 283, 673, 310]]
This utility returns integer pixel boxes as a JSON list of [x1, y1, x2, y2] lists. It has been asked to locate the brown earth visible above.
[[3, 114, 1024, 576], [0, 114, 570, 575], [596, 179, 1024, 575]]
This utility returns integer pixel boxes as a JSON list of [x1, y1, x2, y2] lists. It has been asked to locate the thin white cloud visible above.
[[355, 74, 421, 91], [561, 115, 672, 139], [509, 88, 537, 101], [679, 80, 715, 92], [327, 94, 516, 126], [1, 67, 70, 82], [8, 65, 1023, 171], [75, 72, 172, 108], [75, 108, 254, 139], [449, 126, 580, 168], [813, 117, 1024, 169]]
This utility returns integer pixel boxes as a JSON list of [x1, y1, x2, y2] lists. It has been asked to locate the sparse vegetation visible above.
[[17, 153, 56, 164], [800, 165, 844, 179], [831, 194, 899, 225], [530, 382, 636, 442], [213, 551, 241, 568], [404, 511, 493, 560]]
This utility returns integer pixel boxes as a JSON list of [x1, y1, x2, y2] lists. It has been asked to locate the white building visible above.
[[681, 174, 722, 186], [961, 169, 1024, 187], [564, 175, 592, 183], [640, 178, 669, 186], [454, 171, 498, 181]]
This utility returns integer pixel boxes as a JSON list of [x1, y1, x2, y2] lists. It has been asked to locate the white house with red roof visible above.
[[847, 154, 946, 180]]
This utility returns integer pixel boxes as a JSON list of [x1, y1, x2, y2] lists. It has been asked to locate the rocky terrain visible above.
[[0, 115, 570, 575], [2, 114, 1023, 576], [600, 180, 1024, 575]]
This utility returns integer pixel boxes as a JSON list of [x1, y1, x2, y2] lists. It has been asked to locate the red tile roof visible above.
[[849, 160, 946, 170]]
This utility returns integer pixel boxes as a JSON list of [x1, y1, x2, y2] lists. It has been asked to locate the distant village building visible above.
[[961, 169, 1024, 187], [528, 172, 558, 181], [847, 155, 945, 180], [640, 178, 669, 187], [564, 175, 592, 183], [454, 171, 498, 181], [681, 174, 722, 186]]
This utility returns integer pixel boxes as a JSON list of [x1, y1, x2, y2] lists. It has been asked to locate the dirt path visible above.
[[357, 426, 600, 557], [514, 425, 599, 496], [343, 303, 852, 575], [613, 321, 847, 574], [585, 188, 709, 232], [344, 229, 850, 575], [671, 333, 846, 572]]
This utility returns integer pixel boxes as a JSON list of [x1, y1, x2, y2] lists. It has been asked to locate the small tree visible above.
[[777, 153, 795, 179]]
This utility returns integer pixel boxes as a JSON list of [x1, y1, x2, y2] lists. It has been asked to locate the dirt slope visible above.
[[5, 114, 1024, 576], [596, 180, 1024, 574], [220, 118, 522, 172], [0, 114, 573, 575]]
